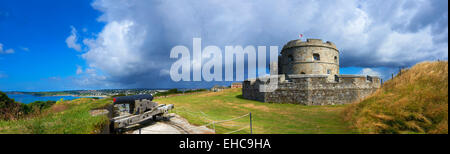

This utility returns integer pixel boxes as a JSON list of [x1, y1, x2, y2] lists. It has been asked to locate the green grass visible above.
[[0, 98, 112, 134], [344, 61, 448, 134], [156, 89, 354, 134], [0, 86, 360, 134]]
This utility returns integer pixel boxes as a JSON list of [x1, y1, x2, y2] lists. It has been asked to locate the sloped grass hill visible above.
[[0, 98, 112, 134], [344, 61, 448, 134]]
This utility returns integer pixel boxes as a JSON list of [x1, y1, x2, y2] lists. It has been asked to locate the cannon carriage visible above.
[[110, 94, 174, 133]]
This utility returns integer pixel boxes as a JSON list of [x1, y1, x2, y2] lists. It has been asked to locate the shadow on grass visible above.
[[235, 94, 308, 105], [235, 94, 246, 100]]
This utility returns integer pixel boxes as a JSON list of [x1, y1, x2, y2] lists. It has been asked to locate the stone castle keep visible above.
[[242, 39, 381, 105]]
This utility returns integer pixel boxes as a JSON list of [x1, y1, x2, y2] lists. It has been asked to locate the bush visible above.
[[0, 91, 57, 120], [0, 91, 24, 120]]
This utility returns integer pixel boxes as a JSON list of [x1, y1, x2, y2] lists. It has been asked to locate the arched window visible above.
[[313, 53, 320, 61], [334, 56, 337, 63]]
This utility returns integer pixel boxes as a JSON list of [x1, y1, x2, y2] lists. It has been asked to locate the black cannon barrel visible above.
[[113, 94, 153, 104]]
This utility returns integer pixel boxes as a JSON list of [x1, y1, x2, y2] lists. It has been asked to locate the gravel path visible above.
[[132, 113, 215, 134]]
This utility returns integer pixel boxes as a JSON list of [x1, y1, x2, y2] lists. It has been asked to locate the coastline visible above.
[[6, 94, 109, 104], [45, 95, 109, 98]]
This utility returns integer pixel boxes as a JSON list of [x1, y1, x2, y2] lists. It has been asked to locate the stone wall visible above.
[[242, 74, 380, 105], [279, 39, 339, 78], [243, 38, 380, 105]]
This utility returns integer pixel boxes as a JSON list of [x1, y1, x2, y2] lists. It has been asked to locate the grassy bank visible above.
[[0, 98, 112, 134], [344, 61, 448, 134], [156, 88, 354, 134]]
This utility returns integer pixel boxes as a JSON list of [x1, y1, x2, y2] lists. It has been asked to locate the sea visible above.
[[6, 94, 103, 104]]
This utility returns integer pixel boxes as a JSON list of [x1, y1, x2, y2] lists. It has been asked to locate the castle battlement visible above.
[[282, 39, 338, 51], [245, 74, 380, 85], [242, 38, 381, 105]]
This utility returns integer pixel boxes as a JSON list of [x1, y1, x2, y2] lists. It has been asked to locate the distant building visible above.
[[211, 85, 228, 92], [231, 82, 243, 88]]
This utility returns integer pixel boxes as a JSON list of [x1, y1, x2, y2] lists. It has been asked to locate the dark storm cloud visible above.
[[73, 0, 448, 88]]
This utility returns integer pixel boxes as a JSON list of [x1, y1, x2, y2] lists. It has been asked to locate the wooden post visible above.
[[213, 121, 216, 133], [391, 73, 394, 79], [250, 112, 253, 134]]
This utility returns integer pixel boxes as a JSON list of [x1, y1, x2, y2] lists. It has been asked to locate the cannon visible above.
[[113, 94, 156, 115], [110, 94, 174, 133], [113, 94, 153, 104]]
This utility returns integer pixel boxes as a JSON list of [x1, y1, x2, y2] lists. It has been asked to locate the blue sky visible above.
[[0, 0, 103, 91], [0, 0, 448, 91]]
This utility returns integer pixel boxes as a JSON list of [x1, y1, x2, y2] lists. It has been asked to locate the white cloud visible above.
[[73, 68, 111, 88], [84, 68, 96, 74], [376, 26, 447, 65], [359, 68, 381, 77], [159, 69, 170, 76], [74, 0, 447, 88], [66, 26, 82, 52], [0, 43, 15, 54], [81, 20, 150, 78], [76, 65, 83, 75], [20, 47, 30, 51], [4, 49, 14, 54]]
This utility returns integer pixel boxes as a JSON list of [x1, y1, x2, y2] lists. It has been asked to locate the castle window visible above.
[[367, 76, 373, 82], [288, 55, 294, 62], [334, 56, 337, 63], [301, 72, 305, 74], [327, 69, 331, 74], [313, 53, 320, 61]]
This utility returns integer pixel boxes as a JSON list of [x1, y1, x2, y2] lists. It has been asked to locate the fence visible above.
[[167, 108, 253, 134]]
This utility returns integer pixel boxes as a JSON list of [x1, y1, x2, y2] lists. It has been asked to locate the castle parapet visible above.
[[282, 39, 338, 51]]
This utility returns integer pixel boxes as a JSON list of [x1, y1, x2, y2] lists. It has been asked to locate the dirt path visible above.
[[131, 113, 215, 134]]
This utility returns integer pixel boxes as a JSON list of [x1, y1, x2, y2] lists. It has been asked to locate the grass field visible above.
[[2, 62, 445, 134], [0, 98, 112, 134], [156, 88, 354, 134], [344, 61, 448, 134], [1, 89, 353, 134]]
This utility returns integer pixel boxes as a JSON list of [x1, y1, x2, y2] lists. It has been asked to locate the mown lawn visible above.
[[0, 98, 112, 134], [156, 88, 354, 134]]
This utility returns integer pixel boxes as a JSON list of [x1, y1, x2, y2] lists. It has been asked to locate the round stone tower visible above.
[[278, 38, 339, 76]]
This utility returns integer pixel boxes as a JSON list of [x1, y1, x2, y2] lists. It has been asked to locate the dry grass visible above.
[[344, 61, 448, 134], [0, 98, 112, 134], [49, 104, 69, 113]]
